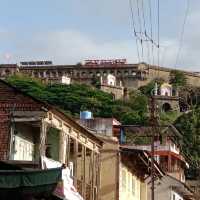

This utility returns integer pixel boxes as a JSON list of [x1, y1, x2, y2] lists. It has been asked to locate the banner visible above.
[[41, 156, 84, 200]]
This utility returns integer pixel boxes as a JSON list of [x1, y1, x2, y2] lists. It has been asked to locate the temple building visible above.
[[154, 82, 180, 112]]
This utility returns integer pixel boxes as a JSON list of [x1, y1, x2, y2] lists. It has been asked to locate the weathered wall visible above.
[[119, 162, 142, 200], [99, 137, 119, 200], [100, 85, 124, 100], [154, 96, 180, 112], [0, 111, 10, 160], [0, 80, 44, 161], [146, 175, 191, 200], [187, 180, 200, 200]]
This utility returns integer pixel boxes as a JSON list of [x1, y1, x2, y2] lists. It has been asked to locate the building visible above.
[[1, 61, 200, 90], [120, 125, 187, 183], [153, 82, 180, 112], [118, 124, 195, 199], [78, 116, 121, 137], [100, 74, 124, 100], [186, 179, 200, 200], [0, 79, 103, 200], [78, 116, 163, 200], [146, 175, 194, 200], [96, 136, 163, 200]]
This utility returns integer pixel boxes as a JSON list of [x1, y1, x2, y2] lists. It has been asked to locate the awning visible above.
[[0, 164, 62, 199]]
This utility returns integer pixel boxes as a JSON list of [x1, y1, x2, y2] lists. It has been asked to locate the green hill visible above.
[[6, 75, 148, 125], [6, 74, 200, 173]]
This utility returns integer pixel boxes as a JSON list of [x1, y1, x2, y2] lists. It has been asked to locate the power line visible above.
[[174, 0, 190, 68], [157, 0, 160, 67], [129, 0, 160, 65], [141, 0, 151, 64], [148, 0, 154, 66], [136, 0, 144, 61], [129, 0, 141, 62]]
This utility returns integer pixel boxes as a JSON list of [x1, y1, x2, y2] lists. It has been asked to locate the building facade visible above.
[[0, 79, 103, 200], [1, 61, 200, 89]]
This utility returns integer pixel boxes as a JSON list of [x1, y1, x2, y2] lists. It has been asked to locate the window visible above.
[[122, 169, 126, 191], [128, 172, 131, 192], [132, 177, 136, 195], [124, 71, 129, 76], [96, 72, 101, 76], [14, 135, 34, 161], [117, 71, 121, 76]]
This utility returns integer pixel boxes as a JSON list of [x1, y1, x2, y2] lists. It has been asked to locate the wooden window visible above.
[[122, 169, 126, 191], [13, 135, 34, 161], [132, 177, 136, 195]]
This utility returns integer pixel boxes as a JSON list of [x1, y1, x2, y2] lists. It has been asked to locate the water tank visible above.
[[80, 111, 93, 120]]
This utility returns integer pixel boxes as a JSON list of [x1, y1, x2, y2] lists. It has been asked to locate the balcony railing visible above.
[[125, 144, 180, 155]]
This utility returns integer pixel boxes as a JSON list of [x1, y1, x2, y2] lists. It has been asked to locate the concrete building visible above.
[[97, 136, 163, 200], [117, 125, 194, 200], [78, 117, 121, 137], [186, 179, 200, 200], [78, 116, 163, 200], [146, 175, 194, 200], [120, 125, 187, 183]]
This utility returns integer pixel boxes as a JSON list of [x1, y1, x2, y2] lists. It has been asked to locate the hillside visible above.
[[6, 75, 148, 125], [6, 74, 200, 174]]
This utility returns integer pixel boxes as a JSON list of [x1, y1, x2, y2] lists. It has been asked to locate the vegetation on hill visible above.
[[6, 74, 148, 125], [169, 70, 187, 88], [175, 108, 200, 165], [6, 73, 200, 174]]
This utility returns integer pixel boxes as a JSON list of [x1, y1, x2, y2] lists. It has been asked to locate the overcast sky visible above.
[[0, 0, 199, 71]]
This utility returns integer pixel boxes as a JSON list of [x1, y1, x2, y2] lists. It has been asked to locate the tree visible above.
[[139, 78, 164, 96], [6, 74, 149, 125], [169, 70, 187, 88], [175, 107, 200, 171]]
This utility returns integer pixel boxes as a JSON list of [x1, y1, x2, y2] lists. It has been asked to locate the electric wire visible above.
[[129, 0, 141, 62], [148, 0, 154, 67], [157, 0, 160, 78], [129, 0, 159, 66], [174, 0, 190, 68], [136, 0, 144, 61], [141, 0, 151, 64]]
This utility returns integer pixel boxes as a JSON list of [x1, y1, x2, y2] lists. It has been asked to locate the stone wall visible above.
[[100, 85, 124, 100]]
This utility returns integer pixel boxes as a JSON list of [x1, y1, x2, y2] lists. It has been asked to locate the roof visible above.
[[115, 124, 182, 139], [167, 175, 194, 199], [49, 108, 103, 146], [120, 146, 165, 179]]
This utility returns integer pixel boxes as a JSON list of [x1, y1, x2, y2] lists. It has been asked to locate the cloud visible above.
[[7, 29, 138, 65], [1, 1, 200, 73], [0, 26, 199, 73], [158, 8, 200, 72]]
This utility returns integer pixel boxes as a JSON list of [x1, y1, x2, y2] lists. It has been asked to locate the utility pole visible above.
[[149, 87, 159, 200]]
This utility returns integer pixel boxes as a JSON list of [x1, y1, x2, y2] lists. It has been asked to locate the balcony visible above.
[[121, 143, 180, 155]]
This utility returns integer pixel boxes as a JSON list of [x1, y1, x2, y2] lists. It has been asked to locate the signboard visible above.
[[84, 59, 126, 66], [20, 61, 53, 66]]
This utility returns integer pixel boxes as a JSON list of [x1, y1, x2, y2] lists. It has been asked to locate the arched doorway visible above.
[[162, 103, 172, 112]]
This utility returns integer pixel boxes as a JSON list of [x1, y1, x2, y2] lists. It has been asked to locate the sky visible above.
[[0, 0, 199, 71]]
